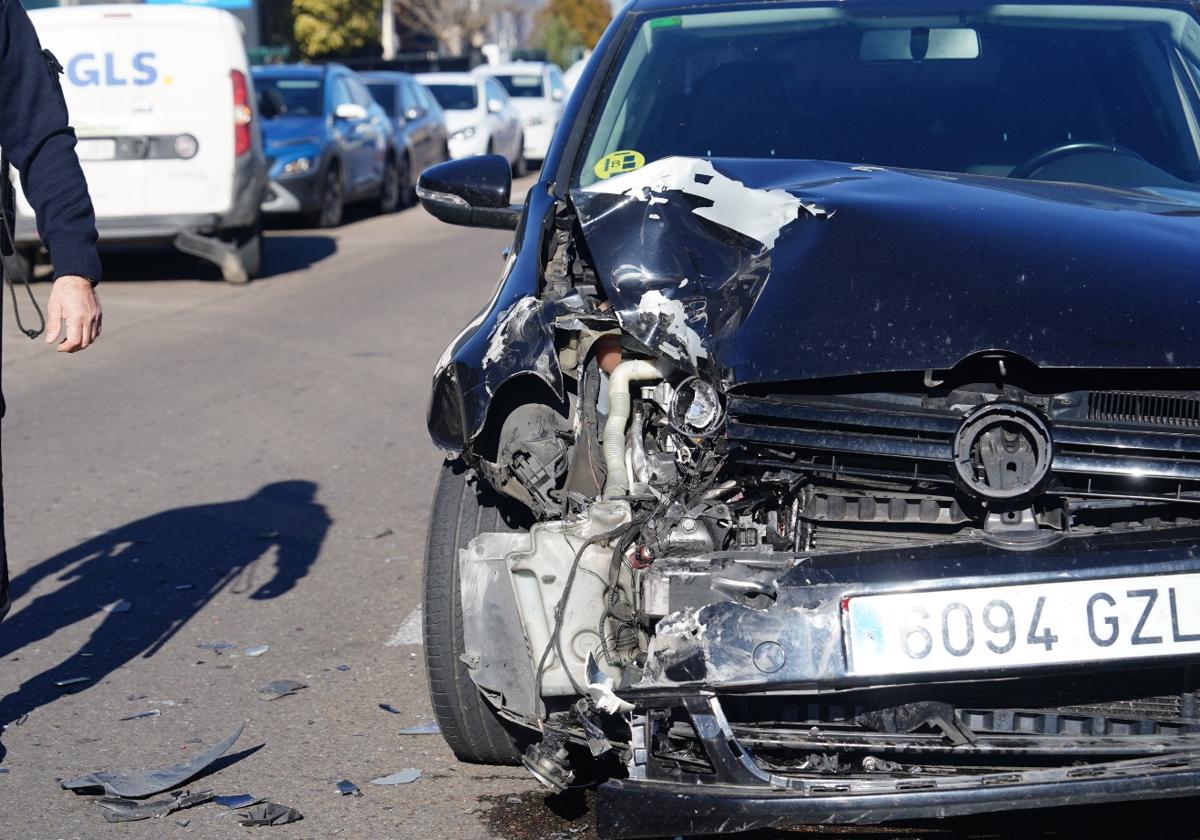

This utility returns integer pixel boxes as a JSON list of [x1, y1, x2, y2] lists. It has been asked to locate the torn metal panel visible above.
[[96, 790, 213, 823], [60, 722, 245, 798]]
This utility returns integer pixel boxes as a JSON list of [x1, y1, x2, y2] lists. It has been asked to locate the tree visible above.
[[395, 0, 498, 57], [292, 0, 381, 59], [535, 0, 610, 68]]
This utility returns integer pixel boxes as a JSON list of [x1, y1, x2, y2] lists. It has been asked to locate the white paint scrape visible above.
[[386, 606, 423, 647], [629, 289, 708, 363], [585, 157, 813, 248]]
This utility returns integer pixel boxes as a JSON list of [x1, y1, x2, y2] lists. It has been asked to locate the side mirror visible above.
[[417, 155, 520, 230], [405, 107, 427, 121], [334, 103, 368, 121], [487, 98, 504, 114]]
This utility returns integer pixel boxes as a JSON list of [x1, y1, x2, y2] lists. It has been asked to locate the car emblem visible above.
[[952, 402, 1053, 500]]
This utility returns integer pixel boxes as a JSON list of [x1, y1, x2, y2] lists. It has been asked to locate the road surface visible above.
[[0, 187, 1194, 839]]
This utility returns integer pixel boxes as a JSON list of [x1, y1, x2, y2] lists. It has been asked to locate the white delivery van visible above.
[[14, 5, 267, 283]]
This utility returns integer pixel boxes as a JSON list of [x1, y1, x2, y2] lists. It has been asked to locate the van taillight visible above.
[[231, 70, 252, 156]]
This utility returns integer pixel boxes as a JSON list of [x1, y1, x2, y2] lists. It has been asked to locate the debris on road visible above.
[[96, 790, 213, 823], [244, 645, 269, 657], [335, 779, 362, 797], [214, 793, 262, 809], [398, 721, 440, 735], [237, 802, 303, 826], [378, 703, 401, 715], [100, 599, 132, 613], [336, 664, 351, 672], [54, 677, 90, 688], [119, 710, 161, 721], [60, 722, 246, 797], [197, 641, 234, 653], [355, 527, 393, 540], [370, 769, 421, 786], [257, 680, 306, 700]]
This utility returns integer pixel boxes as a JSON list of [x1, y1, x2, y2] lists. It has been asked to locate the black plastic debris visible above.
[[336, 664, 350, 672], [257, 680, 306, 701], [355, 527, 393, 540], [378, 703, 401, 715], [54, 677, 89, 688], [335, 779, 362, 797], [370, 769, 420, 785], [96, 789, 213, 823], [237, 802, 303, 826], [60, 722, 245, 798], [0, 768, 10, 774], [214, 793, 261, 809], [119, 710, 160, 722], [397, 721, 440, 735]]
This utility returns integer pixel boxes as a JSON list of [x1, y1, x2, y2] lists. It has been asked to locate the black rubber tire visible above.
[[512, 135, 528, 177], [397, 153, 416, 209], [377, 154, 402, 215], [236, 232, 262, 281], [423, 458, 530, 765], [309, 162, 344, 228]]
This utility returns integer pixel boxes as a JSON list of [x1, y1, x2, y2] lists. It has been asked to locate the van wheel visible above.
[[310, 163, 344, 228], [377, 154, 402, 215], [424, 458, 532, 765]]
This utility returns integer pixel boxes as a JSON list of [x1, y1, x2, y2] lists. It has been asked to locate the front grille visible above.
[[727, 394, 1200, 497], [1090, 391, 1200, 428]]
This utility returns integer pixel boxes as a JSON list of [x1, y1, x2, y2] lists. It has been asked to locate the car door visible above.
[[398, 78, 434, 171], [414, 83, 449, 163], [330, 74, 368, 189], [348, 75, 386, 191]]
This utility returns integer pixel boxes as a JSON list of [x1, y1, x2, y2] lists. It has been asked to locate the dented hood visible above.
[[571, 157, 1200, 386]]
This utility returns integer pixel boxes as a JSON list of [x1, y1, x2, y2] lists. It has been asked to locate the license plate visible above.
[[845, 572, 1200, 677], [76, 139, 116, 161]]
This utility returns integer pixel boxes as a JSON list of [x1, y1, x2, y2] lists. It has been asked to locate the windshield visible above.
[[255, 77, 322, 118], [366, 83, 396, 116], [577, 3, 1200, 194], [426, 83, 478, 111], [492, 73, 545, 98]]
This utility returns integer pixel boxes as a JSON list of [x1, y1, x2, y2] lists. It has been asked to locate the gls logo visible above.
[[66, 52, 158, 87]]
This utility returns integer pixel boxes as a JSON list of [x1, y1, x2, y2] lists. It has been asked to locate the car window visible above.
[[348, 77, 373, 108], [331, 76, 354, 109], [253, 76, 322, 117], [414, 83, 441, 116], [366, 83, 397, 117], [398, 79, 423, 116], [577, 3, 1200, 193], [493, 73, 545, 98], [484, 78, 509, 105], [425, 83, 478, 111]]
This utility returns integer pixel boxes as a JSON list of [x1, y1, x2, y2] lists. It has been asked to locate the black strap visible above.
[[0, 154, 45, 339]]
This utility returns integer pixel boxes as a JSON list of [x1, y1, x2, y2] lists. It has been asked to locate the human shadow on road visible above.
[[0, 480, 331, 731]]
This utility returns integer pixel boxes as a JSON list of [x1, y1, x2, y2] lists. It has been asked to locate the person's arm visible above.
[[0, 0, 100, 351]]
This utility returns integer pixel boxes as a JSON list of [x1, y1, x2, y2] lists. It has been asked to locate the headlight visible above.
[[281, 157, 312, 175], [668, 377, 724, 435], [451, 126, 477, 142]]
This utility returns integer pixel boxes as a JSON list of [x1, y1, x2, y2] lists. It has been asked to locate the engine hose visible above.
[[602, 359, 669, 499]]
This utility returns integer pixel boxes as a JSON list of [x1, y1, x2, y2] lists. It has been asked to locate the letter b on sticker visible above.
[[594, 150, 645, 180]]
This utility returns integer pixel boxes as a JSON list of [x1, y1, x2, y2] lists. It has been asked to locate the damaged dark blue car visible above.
[[416, 1, 1200, 836]]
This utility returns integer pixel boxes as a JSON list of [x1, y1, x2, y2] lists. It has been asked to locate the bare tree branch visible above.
[[394, 0, 507, 55]]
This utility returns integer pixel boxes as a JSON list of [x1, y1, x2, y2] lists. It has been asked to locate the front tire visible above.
[[309, 163, 344, 228], [512, 135, 528, 177], [377, 154, 402, 215], [423, 458, 530, 765]]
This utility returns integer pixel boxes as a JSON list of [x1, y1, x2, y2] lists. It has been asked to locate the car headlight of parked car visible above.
[[451, 126, 477, 142], [280, 157, 312, 176]]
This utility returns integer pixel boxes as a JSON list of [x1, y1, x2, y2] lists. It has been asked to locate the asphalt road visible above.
[[0, 183, 1195, 840]]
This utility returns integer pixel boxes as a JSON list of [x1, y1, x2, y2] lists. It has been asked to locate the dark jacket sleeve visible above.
[[0, 0, 100, 283]]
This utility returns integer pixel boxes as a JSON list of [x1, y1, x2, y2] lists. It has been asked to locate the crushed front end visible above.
[[431, 158, 1200, 838]]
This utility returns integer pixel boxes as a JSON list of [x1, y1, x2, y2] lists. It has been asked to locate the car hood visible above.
[[261, 116, 325, 150], [570, 157, 1200, 387]]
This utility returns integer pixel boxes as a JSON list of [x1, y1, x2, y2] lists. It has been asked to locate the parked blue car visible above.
[[253, 63, 400, 227]]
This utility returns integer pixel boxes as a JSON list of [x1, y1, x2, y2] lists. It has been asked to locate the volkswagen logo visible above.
[[952, 403, 1052, 501]]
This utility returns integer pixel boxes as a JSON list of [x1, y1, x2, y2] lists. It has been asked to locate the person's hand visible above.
[[45, 275, 101, 352]]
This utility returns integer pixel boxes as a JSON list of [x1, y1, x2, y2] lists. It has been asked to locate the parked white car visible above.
[[17, 4, 267, 283], [417, 72, 524, 175], [475, 62, 566, 166]]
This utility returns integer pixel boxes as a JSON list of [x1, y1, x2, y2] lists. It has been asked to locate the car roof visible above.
[[477, 62, 551, 75], [252, 63, 346, 78], [360, 70, 414, 83], [416, 72, 479, 86]]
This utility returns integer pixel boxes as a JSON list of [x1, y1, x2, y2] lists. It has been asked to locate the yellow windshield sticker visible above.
[[594, 150, 646, 180]]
